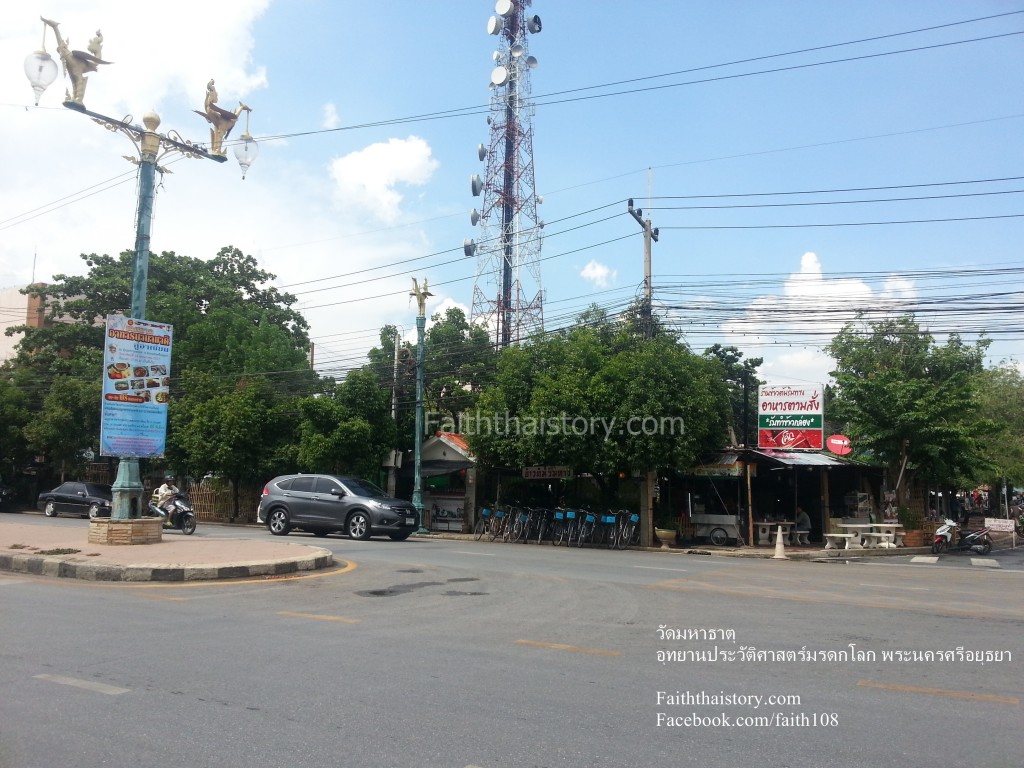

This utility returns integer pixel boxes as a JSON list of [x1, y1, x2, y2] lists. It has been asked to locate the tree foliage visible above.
[[826, 314, 995, 500], [468, 307, 730, 486]]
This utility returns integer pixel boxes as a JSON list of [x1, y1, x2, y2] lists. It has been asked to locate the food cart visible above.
[[690, 513, 741, 546]]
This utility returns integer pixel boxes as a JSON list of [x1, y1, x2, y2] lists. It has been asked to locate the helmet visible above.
[[165, 475, 175, 482]]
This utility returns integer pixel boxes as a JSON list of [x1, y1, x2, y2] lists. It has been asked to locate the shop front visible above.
[[412, 432, 476, 533]]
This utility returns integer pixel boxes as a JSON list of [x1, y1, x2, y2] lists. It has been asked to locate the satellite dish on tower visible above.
[[495, 0, 515, 18], [477, 143, 486, 161], [464, 239, 477, 257], [527, 15, 542, 33], [470, 209, 480, 226], [526, 55, 538, 69], [511, 44, 524, 57], [486, 16, 502, 35], [471, 175, 483, 196], [491, 66, 509, 86]]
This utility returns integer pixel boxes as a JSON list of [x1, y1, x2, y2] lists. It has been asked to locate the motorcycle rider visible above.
[[151, 475, 179, 524]]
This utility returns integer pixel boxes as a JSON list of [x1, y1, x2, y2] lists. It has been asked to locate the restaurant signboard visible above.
[[757, 384, 823, 450]]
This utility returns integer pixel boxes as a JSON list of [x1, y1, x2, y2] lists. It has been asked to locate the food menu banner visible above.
[[757, 384, 823, 450], [100, 315, 173, 458]]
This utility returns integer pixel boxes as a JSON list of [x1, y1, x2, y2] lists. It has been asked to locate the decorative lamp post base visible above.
[[89, 517, 162, 545]]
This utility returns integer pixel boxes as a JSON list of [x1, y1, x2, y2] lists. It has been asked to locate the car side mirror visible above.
[[78, 491, 87, 497], [331, 489, 345, 497]]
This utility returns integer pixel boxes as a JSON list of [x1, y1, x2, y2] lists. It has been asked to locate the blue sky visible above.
[[2, 1, 1021, 387]]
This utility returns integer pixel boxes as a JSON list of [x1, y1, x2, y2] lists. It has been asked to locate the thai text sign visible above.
[[100, 315, 173, 458], [523, 466, 574, 480], [757, 384, 823, 450]]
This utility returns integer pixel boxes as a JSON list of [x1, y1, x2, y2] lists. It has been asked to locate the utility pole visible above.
[[627, 199, 660, 547]]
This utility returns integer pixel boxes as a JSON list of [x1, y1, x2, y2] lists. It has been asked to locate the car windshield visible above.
[[341, 478, 387, 498]]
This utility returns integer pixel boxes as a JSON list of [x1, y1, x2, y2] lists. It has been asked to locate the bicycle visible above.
[[575, 509, 597, 547], [614, 509, 640, 549]]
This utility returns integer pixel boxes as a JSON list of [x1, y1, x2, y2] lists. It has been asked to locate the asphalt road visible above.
[[1, 518, 1021, 768]]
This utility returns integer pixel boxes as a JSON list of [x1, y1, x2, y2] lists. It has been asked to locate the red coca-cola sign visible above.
[[759, 429, 823, 450], [826, 434, 852, 455]]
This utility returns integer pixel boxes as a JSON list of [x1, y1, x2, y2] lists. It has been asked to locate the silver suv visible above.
[[257, 474, 418, 541]]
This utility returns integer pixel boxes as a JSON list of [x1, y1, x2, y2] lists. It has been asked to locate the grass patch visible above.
[[37, 548, 81, 556], [9, 543, 29, 549]]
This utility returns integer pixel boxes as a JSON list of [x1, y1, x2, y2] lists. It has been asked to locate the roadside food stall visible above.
[[684, 453, 746, 546]]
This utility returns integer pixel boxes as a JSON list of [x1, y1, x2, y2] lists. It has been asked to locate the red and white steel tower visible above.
[[468, 0, 544, 349]]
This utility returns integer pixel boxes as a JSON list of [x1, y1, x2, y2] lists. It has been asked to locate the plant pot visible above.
[[902, 529, 925, 548], [654, 528, 676, 550]]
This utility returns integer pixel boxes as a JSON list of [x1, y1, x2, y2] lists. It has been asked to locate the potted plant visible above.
[[897, 506, 924, 547], [654, 511, 678, 550]]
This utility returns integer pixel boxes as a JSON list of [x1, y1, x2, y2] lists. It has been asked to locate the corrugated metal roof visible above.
[[749, 450, 855, 467]]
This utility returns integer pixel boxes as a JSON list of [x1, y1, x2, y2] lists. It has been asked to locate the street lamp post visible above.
[[27, 17, 257, 527], [410, 278, 433, 535]]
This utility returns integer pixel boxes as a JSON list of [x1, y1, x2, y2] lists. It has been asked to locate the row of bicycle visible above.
[[474, 506, 641, 549]]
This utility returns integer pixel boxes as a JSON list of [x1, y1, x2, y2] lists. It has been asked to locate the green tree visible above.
[[23, 376, 101, 481], [295, 368, 396, 479], [826, 315, 995, 504], [424, 307, 495, 424], [703, 344, 763, 446], [171, 376, 295, 519], [977, 364, 1024, 486], [7, 246, 314, 484]]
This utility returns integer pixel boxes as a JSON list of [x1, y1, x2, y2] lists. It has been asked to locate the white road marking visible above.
[[34, 674, 129, 695], [970, 558, 1000, 568], [451, 551, 496, 556], [910, 556, 939, 564], [633, 566, 689, 573]]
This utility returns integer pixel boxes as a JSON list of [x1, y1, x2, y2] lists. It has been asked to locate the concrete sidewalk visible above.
[[0, 519, 334, 582]]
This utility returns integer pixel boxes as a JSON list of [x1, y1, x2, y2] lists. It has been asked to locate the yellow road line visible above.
[[857, 680, 1019, 706], [277, 611, 361, 624], [515, 639, 620, 656]]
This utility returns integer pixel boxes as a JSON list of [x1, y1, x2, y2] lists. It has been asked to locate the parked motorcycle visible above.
[[149, 492, 197, 535], [931, 518, 991, 555]]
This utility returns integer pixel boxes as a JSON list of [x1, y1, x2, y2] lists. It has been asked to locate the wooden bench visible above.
[[823, 533, 856, 550]]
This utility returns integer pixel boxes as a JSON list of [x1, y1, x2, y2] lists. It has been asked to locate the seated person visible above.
[[150, 475, 179, 521], [795, 506, 811, 537]]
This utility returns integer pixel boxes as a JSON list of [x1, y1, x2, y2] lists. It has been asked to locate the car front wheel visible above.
[[88, 503, 101, 519], [347, 511, 371, 541], [268, 508, 291, 536], [44, 500, 58, 517]]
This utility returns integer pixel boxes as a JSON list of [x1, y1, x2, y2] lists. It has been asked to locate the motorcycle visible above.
[[149, 492, 197, 535], [931, 518, 991, 555]]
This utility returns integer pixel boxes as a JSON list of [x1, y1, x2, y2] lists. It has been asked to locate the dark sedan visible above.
[[257, 474, 418, 540], [37, 482, 113, 519]]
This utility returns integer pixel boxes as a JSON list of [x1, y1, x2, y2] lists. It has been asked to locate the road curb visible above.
[[0, 548, 334, 582]]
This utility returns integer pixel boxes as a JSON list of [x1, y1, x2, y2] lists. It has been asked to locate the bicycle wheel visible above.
[[576, 520, 593, 547], [552, 519, 565, 546], [617, 520, 635, 550], [474, 515, 487, 540]]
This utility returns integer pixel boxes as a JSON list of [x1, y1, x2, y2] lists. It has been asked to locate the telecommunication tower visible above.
[[467, 0, 544, 349]]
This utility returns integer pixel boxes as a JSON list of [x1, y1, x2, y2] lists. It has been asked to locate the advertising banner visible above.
[[100, 315, 173, 458], [757, 384, 823, 450]]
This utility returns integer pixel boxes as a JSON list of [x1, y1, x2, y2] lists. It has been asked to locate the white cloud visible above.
[[329, 137, 439, 223], [322, 102, 340, 130], [721, 251, 918, 386], [580, 259, 617, 288]]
